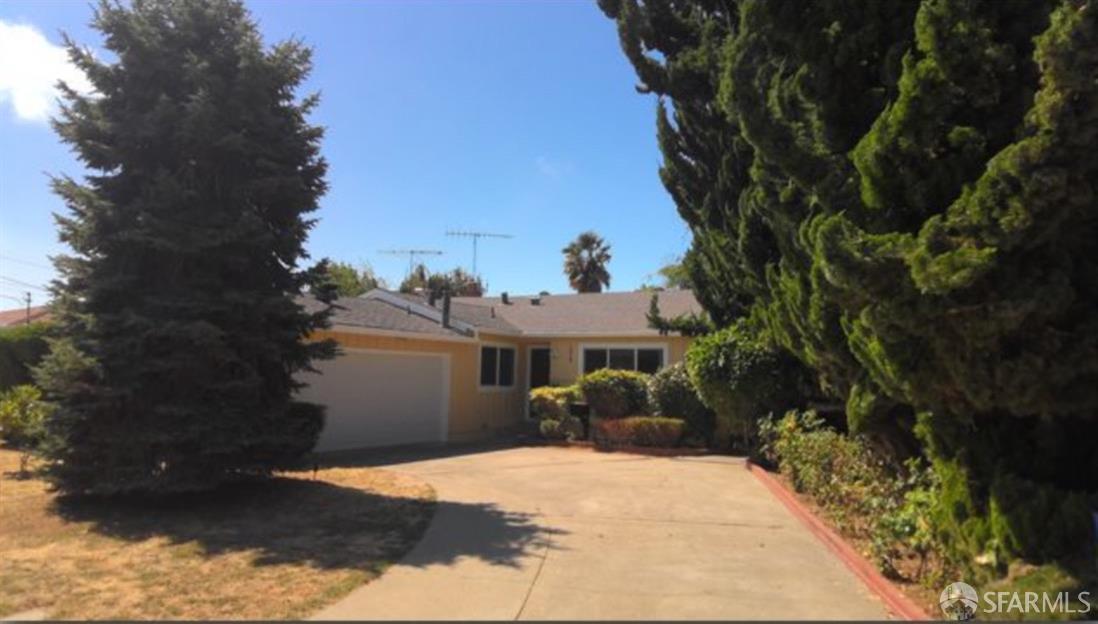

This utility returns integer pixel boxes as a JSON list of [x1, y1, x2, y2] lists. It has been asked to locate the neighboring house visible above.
[[298, 288, 702, 452], [0, 305, 50, 327]]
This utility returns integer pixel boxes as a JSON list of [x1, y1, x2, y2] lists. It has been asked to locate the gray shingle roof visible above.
[[299, 296, 473, 338], [392, 289, 702, 336]]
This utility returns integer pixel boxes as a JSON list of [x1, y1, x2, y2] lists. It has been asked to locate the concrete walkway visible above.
[[312, 446, 892, 620]]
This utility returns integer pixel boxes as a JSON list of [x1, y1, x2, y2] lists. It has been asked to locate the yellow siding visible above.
[[314, 330, 529, 441], [312, 330, 694, 444]]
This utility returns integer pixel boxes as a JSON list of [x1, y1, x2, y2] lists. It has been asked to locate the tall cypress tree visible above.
[[38, 0, 336, 494], [604, 0, 1098, 567]]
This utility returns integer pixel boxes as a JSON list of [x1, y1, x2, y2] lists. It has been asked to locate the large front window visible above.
[[480, 345, 516, 387], [582, 346, 664, 375]]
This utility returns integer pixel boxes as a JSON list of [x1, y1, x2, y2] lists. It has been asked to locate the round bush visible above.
[[577, 369, 649, 418], [529, 385, 579, 420], [647, 362, 714, 441], [685, 321, 805, 440]]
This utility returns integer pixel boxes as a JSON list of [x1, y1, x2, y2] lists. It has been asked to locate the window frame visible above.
[[478, 343, 518, 392], [579, 342, 669, 376]]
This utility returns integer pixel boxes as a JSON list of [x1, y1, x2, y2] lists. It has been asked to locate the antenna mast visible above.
[[379, 249, 444, 276], [446, 230, 513, 275]]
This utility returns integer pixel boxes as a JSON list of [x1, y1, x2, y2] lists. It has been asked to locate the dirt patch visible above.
[[0, 449, 435, 620]]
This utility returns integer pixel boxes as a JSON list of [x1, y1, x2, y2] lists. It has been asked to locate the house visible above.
[[298, 288, 702, 452], [0, 305, 51, 327]]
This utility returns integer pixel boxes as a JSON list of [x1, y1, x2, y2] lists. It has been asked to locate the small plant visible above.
[[592, 416, 684, 448], [529, 385, 580, 420], [0, 384, 51, 449], [539, 416, 584, 441], [577, 369, 649, 418]]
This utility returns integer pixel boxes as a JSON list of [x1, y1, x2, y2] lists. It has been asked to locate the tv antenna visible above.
[[446, 230, 513, 275], [379, 249, 443, 275]]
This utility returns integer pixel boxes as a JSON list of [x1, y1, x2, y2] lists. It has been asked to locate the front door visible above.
[[529, 348, 551, 389]]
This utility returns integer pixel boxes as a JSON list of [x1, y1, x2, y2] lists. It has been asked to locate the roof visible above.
[[387, 288, 702, 337], [299, 296, 474, 339], [0, 305, 51, 328]]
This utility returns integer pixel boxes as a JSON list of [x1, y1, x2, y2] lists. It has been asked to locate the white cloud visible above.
[[0, 20, 93, 123]]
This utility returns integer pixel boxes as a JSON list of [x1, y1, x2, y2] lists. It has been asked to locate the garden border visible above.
[[746, 460, 931, 621]]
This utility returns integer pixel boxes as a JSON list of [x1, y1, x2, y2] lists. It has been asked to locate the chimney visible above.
[[501, 292, 510, 305], [442, 291, 452, 328]]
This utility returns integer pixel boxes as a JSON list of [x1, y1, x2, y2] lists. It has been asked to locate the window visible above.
[[582, 346, 665, 375], [480, 345, 516, 388]]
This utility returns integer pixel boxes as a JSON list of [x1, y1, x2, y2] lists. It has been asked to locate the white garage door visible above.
[[298, 349, 449, 452]]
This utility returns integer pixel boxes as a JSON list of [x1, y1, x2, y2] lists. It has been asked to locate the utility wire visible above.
[[0, 253, 53, 271], [0, 275, 49, 293]]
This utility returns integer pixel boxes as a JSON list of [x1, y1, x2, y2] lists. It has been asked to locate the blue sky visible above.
[[0, 0, 689, 305]]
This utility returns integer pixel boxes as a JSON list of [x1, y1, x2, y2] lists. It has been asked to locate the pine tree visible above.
[[39, 0, 336, 494], [604, 0, 1098, 566]]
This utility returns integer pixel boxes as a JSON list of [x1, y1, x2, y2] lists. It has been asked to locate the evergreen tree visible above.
[[39, 0, 336, 494], [603, 0, 1098, 567], [562, 231, 612, 293]]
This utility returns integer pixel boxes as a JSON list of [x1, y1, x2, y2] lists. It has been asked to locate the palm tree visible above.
[[562, 231, 611, 293]]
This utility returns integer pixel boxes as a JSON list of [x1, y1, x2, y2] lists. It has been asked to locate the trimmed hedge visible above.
[[529, 385, 580, 421], [0, 322, 50, 391], [577, 369, 649, 418], [647, 361, 714, 442], [593, 416, 684, 448]]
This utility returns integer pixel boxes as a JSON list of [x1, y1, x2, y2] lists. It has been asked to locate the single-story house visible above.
[[298, 288, 703, 452]]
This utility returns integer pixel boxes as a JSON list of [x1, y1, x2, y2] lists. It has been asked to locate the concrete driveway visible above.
[[312, 446, 892, 620]]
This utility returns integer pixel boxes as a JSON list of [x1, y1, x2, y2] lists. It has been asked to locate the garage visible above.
[[298, 349, 450, 452]]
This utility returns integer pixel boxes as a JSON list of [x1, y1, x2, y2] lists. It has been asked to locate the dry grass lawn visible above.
[[0, 448, 435, 619]]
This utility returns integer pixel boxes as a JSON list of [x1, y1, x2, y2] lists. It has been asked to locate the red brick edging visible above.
[[746, 461, 931, 621]]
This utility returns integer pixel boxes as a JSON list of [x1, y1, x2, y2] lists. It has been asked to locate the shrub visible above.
[[529, 385, 580, 420], [0, 322, 50, 391], [685, 320, 805, 447], [761, 410, 952, 584], [0, 384, 51, 448], [647, 361, 714, 442], [593, 416, 684, 448], [539, 416, 584, 441], [577, 369, 649, 418]]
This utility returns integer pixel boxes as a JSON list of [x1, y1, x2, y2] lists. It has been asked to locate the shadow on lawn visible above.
[[51, 475, 563, 572]]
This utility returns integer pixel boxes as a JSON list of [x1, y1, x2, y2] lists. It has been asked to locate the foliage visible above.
[[759, 411, 951, 585], [324, 261, 381, 297], [539, 416, 584, 442], [0, 385, 52, 449], [529, 385, 580, 421], [646, 293, 713, 337], [603, 0, 1098, 568], [656, 259, 692, 290], [562, 231, 612, 293], [38, 0, 337, 495], [646, 362, 713, 442], [593, 416, 684, 448], [577, 369, 649, 418], [0, 322, 49, 391], [685, 320, 805, 446], [399, 265, 483, 298]]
